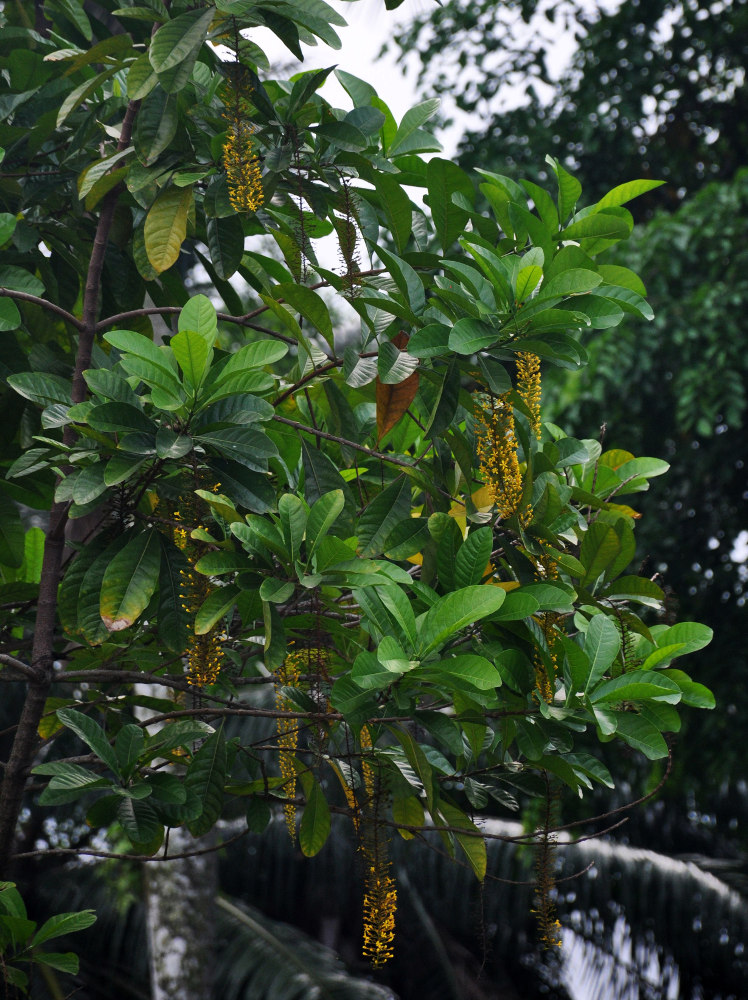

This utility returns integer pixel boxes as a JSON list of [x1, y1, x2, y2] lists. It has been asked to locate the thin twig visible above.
[[273, 415, 417, 469]]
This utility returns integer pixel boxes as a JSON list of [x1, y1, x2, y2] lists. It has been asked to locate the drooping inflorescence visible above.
[[275, 649, 304, 843], [517, 351, 542, 439], [358, 725, 398, 968], [222, 62, 264, 214], [474, 391, 529, 523], [173, 501, 224, 687]]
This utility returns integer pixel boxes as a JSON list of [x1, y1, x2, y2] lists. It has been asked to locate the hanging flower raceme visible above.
[[474, 391, 529, 523], [222, 67, 264, 214], [533, 782, 562, 949], [362, 856, 398, 968], [275, 649, 304, 843], [358, 725, 398, 968], [172, 503, 224, 688], [533, 553, 562, 704], [517, 351, 542, 439]]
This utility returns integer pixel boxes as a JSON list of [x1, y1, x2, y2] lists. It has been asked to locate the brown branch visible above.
[[0, 288, 83, 330], [94, 305, 297, 344], [272, 415, 417, 469], [0, 654, 42, 682]]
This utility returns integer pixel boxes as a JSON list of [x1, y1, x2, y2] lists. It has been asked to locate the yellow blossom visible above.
[[474, 391, 530, 523], [517, 351, 542, 439]]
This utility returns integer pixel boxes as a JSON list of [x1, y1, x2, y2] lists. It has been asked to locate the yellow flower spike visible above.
[[223, 119, 264, 214], [362, 866, 398, 968], [517, 351, 542, 439], [275, 651, 304, 843], [473, 391, 529, 522]]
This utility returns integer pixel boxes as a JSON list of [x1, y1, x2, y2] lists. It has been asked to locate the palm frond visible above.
[[216, 897, 395, 1000]]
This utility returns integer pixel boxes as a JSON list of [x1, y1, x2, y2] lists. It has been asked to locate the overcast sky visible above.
[[248, 0, 604, 156]]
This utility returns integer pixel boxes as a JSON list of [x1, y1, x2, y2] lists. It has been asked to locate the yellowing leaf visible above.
[[144, 186, 193, 273]]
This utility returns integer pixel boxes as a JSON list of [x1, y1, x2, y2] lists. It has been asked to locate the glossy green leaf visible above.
[[418, 587, 505, 658], [299, 773, 331, 857], [357, 476, 411, 558], [185, 728, 227, 836], [99, 529, 161, 633], [56, 709, 120, 774], [583, 614, 622, 691]]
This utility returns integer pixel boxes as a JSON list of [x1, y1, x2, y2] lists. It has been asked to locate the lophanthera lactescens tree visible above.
[[0, 0, 715, 990]]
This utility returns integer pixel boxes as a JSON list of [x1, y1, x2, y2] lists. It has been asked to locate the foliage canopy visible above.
[[0, 0, 714, 990]]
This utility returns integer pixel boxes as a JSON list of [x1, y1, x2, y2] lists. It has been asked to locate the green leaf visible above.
[[32, 952, 80, 975], [448, 317, 498, 355], [600, 575, 664, 607], [426, 157, 474, 253], [540, 268, 603, 299], [418, 587, 505, 658], [357, 476, 411, 558], [195, 584, 240, 635], [597, 179, 665, 209], [134, 88, 178, 164], [373, 174, 412, 255], [115, 724, 145, 776], [158, 537, 190, 653], [306, 490, 344, 556], [86, 402, 157, 435], [438, 799, 486, 880], [186, 728, 227, 836], [583, 615, 622, 691], [454, 528, 492, 588], [428, 654, 501, 691], [56, 709, 119, 774], [0, 298, 21, 331], [117, 796, 162, 845], [149, 8, 214, 74], [389, 98, 440, 155], [579, 522, 622, 586], [33, 910, 96, 948], [0, 265, 44, 298], [661, 669, 716, 709], [99, 529, 161, 633], [377, 339, 420, 384], [0, 213, 18, 245], [196, 427, 278, 472], [550, 158, 582, 220], [655, 621, 713, 656], [559, 212, 631, 242], [591, 671, 682, 705], [612, 713, 669, 760], [179, 294, 217, 342], [299, 773, 331, 857], [144, 185, 193, 273], [171, 329, 213, 388], [7, 372, 72, 406], [269, 284, 333, 348], [259, 578, 294, 603]]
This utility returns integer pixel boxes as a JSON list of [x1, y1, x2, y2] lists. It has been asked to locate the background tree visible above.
[[0, 0, 716, 997]]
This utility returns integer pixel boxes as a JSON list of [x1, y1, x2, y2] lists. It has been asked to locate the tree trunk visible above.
[[144, 827, 217, 1000]]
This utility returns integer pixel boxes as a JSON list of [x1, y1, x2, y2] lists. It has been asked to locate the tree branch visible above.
[[0, 288, 83, 330], [94, 305, 297, 344], [272, 414, 418, 469], [0, 655, 42, 682]]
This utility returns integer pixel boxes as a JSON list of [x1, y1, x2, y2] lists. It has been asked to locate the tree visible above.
[[390, 0, 748, 214], [0, 0, 713, 995]]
